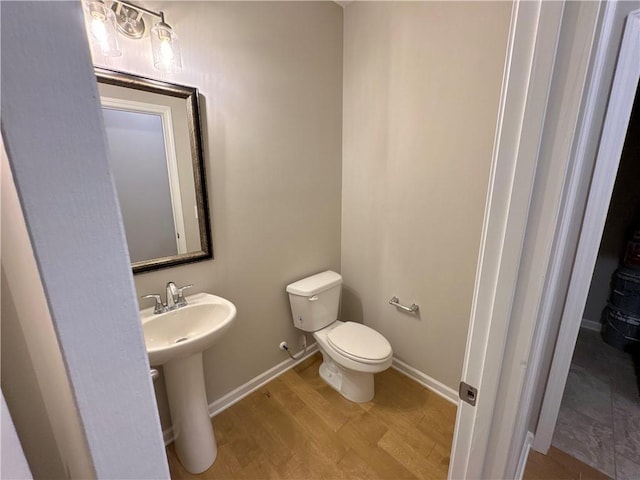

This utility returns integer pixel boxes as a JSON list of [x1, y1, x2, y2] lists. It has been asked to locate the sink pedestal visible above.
[[164, 352, 217, 474], [141, 293, 236, 473]]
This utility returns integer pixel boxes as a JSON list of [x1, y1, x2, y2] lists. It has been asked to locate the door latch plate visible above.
[[459, 381, 478, 406]]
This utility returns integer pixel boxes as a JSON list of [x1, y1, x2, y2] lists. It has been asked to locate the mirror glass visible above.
[[96, 68, 212, 273]]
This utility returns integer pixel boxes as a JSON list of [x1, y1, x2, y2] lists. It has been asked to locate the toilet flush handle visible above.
[[308, 295, 319, 301]]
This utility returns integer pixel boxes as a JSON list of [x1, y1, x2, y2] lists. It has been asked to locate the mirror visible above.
[[96, 68, 212, 273]]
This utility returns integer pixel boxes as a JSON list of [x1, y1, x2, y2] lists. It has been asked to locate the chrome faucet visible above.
[[166, 282, 179, 310], [142, 282, 193, 314]]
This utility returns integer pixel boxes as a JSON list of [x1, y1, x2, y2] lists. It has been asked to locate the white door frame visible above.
[[533, 8, 640, 453], [1, 2, 169, 477], [448, 1, 566, 477]]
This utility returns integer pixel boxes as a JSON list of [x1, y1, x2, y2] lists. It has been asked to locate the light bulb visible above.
[[90, 16, 108, 47], [159, 39, 174, 64], [85, 1, 121, 57], [151, 21, 182, 73]]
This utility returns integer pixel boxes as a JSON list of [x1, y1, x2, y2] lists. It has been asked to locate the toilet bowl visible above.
[[286, 271, 393, 403], [313, 320, 392, 402]]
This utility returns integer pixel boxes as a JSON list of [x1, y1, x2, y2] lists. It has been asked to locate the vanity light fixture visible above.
[[84, 0, 183, 73]]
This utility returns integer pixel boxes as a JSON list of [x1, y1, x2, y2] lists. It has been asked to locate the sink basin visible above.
[[140, 292, 236, 474], [141, 293, 236, 366]]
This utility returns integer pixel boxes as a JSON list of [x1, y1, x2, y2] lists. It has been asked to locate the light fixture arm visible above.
[[112, 0, 163, 21], [109, 0, 175, 40]]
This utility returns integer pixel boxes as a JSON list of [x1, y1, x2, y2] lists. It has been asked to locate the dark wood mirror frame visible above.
[[96, 67, 212, 273]]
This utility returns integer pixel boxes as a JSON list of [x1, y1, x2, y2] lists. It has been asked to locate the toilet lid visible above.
[[327, 322, 392, 362]]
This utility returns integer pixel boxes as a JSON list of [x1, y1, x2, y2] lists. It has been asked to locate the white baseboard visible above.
[[208, 343, 319, 417], [163, 427, 174, 445], [163, 343, 319, 445], [515, 431, 535, 480], [581, 318, 601, 332], [391, 357, 459, 405]]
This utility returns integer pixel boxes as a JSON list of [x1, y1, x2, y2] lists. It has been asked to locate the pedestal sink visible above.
[[140, 293, 236, 474]]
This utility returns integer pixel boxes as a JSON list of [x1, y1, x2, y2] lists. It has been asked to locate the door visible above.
[[533, 7, 640, 454]]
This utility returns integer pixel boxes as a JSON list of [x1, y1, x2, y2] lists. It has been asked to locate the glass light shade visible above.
[[85, 0, 121, 57], [150, 22, 182, 73]]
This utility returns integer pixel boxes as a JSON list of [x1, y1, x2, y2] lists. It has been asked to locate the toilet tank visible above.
[[286, 271, 342, 332]]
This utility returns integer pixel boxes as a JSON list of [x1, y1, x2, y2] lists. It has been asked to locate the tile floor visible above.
[[552, 328, 640, 479]]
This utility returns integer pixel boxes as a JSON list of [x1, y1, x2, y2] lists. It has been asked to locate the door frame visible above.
[[448, 1, 566, 477], [450, 2, 640, 477], [1, 2, 169, 476], [533, 7, 640, 453], [101, 96, 188, 255]]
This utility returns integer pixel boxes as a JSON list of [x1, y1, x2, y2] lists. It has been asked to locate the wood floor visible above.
[[167, 353, 456, 479], [166, 353, 612, 479], [524, 446, 612, 480]]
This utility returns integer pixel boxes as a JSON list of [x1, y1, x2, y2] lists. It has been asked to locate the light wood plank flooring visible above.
[[524, 446, 612, 480], [167, 353, 456, 479]]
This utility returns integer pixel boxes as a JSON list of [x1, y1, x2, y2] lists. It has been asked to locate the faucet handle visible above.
[[142, 294, 165, 314], [176, 284, 193, 307]]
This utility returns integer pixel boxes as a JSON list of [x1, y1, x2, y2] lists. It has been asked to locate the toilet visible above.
[[286, 271, 393, 403]]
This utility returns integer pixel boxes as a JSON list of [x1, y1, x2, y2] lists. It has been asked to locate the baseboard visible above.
[[515, 431, 535, 480], [163, 427, 174, 446], [581, 318, 601, 332], [391, 357, 459, 405], [208, 343, 319, 417]]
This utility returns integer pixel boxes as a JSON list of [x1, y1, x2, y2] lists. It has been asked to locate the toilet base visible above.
[[318, 352, 374, 403]]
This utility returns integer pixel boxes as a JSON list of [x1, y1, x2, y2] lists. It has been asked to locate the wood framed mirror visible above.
[[96, 68, 212, 273]]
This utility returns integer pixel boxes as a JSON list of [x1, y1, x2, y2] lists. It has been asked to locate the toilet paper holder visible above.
[[389, 296, 419, 313]]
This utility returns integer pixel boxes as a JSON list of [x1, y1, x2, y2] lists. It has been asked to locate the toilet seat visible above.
[[326, 322, 392, 364]]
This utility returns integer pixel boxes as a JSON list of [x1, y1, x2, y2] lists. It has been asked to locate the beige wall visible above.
[[90, 0, 511, 423], [89, 1, 343, 428], [341, 2, 511, 389]]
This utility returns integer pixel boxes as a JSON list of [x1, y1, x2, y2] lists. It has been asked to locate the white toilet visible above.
[[286, 270, 393, 403]]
